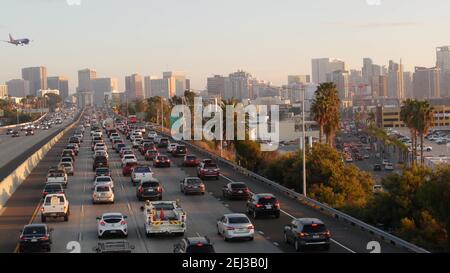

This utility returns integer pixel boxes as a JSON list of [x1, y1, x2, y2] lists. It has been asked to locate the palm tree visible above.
[[367, 111, 376, 127], [400, 99, 419, 165], [311, 83, 341, 146], [415, 101, 434, 164]]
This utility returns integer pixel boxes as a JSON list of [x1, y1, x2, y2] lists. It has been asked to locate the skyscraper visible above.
[[92, 78, 118, 106], [403, 72, 413, 98], [125, 74, 144, 99], [77, 68, 97, 92], [207, 75, 231, 97], [413, 67, 440, 99], [47, 76, 69, 100], [6, 79, 30, 97], [0, 85, 8, 97], [436, 46, 450, 98], [163, 72, 187, 97], [228, 70, 253, 100], [149, 77, 170, 98], [21, 67, 47, 96], [388, 60, 405, 99], [311, 58, 346, 84], [327, 70, 350, 99]]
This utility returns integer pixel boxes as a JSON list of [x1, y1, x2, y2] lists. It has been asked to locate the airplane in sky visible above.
[[2, 34, 31, 46]]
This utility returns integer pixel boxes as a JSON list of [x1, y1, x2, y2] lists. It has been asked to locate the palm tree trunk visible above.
[[319, 125, 323, 143], [420, 133, 424, 165]]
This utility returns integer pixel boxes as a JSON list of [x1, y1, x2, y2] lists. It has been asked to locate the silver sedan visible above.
[[217, 213, 254, 241]]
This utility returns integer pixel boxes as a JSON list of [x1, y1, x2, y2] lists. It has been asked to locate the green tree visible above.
[[415, 101, 434, 164]]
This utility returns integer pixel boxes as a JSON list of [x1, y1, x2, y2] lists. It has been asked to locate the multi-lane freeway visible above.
[[0, 111, 409, 253]]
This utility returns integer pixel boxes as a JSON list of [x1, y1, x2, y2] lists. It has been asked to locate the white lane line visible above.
[[78, 232, 82, 242], [81, 205, 84, 216], [220, 173, 357, 254]]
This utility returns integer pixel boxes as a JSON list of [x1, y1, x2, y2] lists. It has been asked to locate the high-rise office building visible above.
[[312, 58, 346, 84], [287, 75, 310, 85], [388, 60, 405, 99], [47, 76, 69, 100], [6, 79, 30, 97], [327, 70, 350, 99], [413, 67, 441, 99], [77, 68, 97, 92], [436, 46, 450, 98], [92, 78, 118, 106], [378, 75, 388, 97], [125, 74, 144, 99], [403, 72, 413, 98], [21, 67, 47, 96], [0, 85, 7, 97], [149, 77, 170, 98], [207, 75, 231, 97], [163, 72, 187, 97], [228, 70, 253, 100]]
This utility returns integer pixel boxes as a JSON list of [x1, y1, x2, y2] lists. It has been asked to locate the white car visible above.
[[41, 194, 70, 222], [384, 163, 394, 171], [132, 138, 143, 148], [120, 150, 134, 159], [58, 162, 74, 176], [92, 185, 115, 204], [97, 213, 128, 238], [93, 176, 115, 189], [217, 213, 254, 241], [93, 150, 109, 160], [167, 143, 178, 153], [122, 155, 137, 166], [109, 133, 120, 141], [148, 131, 157, 139]]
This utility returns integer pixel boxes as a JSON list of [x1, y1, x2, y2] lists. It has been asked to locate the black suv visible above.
[[136, 179, 162, 201], [173, 237, 215, 253], [172, 145, 187, 157], [247, 193, 280, 219], [283, 218, 331, 251], [158, 137, 169, 148], [93, 156, 109, 171], [18, 224, 53, 253], [222, 182, 250, 200]]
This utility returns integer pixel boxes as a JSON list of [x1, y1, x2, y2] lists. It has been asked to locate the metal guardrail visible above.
[[148, 125, 430, 254]]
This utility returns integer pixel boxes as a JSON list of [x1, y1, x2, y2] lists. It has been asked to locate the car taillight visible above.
[[120, 220, 127, 225], [139, 187, 144, 193], [157, 187, 162, 192], [325, 231, 331, 237], [275, 201, 280, 208], [225, 226, 235, 230], [155, 160, 160, 163], [247, 225, 254, 230], [100, 221, 106, 226], [43, 191, 48, 195], [298, 232, 308, 237], [255, 204, 263, 208], [39, 236, 49, 241]]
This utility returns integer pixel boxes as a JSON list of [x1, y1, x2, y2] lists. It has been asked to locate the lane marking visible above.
[[220, 173, 357, 254]]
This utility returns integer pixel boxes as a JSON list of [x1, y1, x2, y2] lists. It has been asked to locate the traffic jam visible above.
[[18, 109, 332, 253]]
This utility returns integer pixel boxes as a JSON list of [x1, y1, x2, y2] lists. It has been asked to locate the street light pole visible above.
[[161, 96, 164, 132], [302, 87, 307, 197]]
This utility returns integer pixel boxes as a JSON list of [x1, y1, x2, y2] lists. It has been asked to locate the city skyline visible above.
[[2, 0, 450, 91]]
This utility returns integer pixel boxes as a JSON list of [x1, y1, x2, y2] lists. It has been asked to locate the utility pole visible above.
[[161, 96, 164, 132], [301, 87, 307, 197]]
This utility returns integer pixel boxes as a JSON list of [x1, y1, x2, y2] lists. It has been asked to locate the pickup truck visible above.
[[41, 194, 70, 222], [47, 168, 68, 188], [131, 165, 154, 186], [141, 200, 186, 237]]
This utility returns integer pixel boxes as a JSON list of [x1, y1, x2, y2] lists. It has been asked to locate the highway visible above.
[[0, 114, 409, 253], [0, 115, 75, 176]]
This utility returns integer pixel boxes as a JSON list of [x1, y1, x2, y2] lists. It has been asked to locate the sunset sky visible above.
[[1, 0, 449, 92]]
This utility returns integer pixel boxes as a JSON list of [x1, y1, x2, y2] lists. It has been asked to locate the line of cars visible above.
[[5, 111, 72, 138]]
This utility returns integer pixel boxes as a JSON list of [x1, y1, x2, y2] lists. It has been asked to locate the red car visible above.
[[153, 155, 171, 168], [197, 159, 220, 180], [122, 162, 138, 176], [145, 150, 159, 161], [183, 155, 200, 167]]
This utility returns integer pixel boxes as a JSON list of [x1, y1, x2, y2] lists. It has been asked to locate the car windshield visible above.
[[186, 245, 215, 253], [60, 163, 71, 167], [96, 186, 111, 192], [103, 216, 122, 224], [96, 169, 109, 174], [205, 163, 217, 168], [97, 177, 111, 182], [186, 156, 196, 160], [134, 167, 151, 173], [45, 184, 62, 191], [187, 179, 201, 185], [228, 217, 250, 224], [258, 196, 276, 204], [302, 224, 327, 233], [44, 195, 65, 205], [231, 183, 247, 189], [23, 226, 46, 236], [142, 182, 159, 188]]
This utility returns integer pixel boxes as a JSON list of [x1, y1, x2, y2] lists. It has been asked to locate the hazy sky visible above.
[[1, 0, 449, 92]]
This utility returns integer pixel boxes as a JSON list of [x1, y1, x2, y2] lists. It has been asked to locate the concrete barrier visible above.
[[0, 110, 83, 212]]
